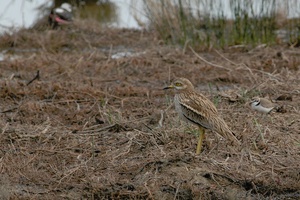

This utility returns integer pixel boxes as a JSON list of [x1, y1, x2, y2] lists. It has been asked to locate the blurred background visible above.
[[1, 0, 300, 46], [0, 0, 144, 34]]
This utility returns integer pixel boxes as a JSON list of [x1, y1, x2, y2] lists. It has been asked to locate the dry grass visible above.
[[0, 23, 299, 199]]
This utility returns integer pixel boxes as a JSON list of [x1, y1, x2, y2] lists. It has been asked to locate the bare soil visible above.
[[0, 22, 299, 199]]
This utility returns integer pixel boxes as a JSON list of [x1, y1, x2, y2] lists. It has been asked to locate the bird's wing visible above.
[[178, 92, 218, 129], [260, 98, 275, 108]]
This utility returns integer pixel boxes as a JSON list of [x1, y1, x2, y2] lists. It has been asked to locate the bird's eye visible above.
[[174, 82, 182, 87]]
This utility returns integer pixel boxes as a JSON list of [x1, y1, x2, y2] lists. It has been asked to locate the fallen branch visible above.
[[189, 46, 231, 71], [214, 49, 238, 66], [27, 70, 40, 86]]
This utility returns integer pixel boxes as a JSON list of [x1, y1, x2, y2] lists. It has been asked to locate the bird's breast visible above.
[[174, 95, 182, 114], [251, 103, 273, 114], [174, 95, 187, 120]]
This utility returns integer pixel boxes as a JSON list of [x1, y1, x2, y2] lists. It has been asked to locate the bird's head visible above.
[[249, 97, 260, 106], [163, 78, 194, 91]]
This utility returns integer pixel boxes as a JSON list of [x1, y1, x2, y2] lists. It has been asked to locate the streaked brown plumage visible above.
[[164, 77, 240, 154]]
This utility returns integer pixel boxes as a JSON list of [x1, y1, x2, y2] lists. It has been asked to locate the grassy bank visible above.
[[140, 0, 300, 48]]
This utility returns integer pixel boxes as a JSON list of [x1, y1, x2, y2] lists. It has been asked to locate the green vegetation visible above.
[[141, 0, 300, 48]]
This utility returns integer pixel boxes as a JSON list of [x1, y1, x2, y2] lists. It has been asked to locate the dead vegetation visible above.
[[0, 24, 299, 199]]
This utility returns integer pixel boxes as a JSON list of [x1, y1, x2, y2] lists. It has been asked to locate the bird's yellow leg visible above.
[[196, 127, 205, 155]]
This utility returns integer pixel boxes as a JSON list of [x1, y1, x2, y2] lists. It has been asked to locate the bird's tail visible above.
[[214, 118, 241, 145]]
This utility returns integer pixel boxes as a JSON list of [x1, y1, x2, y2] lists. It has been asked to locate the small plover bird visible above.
[[164, 77, 240, 155], [250, 97, 276, 114], [48, 3, 73, 29]]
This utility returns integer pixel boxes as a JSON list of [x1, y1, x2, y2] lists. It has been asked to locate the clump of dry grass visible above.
[[0, 24, 299, 199]]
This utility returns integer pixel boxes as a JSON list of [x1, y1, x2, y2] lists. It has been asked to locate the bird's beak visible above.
[[163, 84, 174, 90]]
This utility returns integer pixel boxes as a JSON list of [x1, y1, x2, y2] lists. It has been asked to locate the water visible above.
[[0, 0, 51, 33]]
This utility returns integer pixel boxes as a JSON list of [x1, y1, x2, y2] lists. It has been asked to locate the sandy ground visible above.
[[0, 22, 299, 199]]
